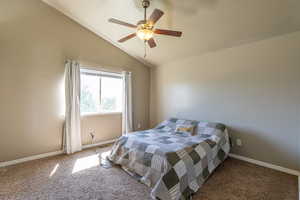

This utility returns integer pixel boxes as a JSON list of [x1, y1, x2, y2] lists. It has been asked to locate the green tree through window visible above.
[[80, 85, 97, 113], [80, 69, 122, 115]]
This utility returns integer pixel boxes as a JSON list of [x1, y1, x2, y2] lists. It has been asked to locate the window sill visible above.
[[81, 112, 122, 118]]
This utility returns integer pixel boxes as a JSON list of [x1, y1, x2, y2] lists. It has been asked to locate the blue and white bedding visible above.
[[108, 118, 230, 200]]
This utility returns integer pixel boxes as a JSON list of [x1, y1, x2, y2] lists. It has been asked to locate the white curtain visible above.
[[122, 71, 133, 135], [64, 60, 82, 154]]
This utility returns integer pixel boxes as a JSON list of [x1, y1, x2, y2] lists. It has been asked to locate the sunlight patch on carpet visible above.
[[49, 163, 59, 177], [72, 154, 100, 173]]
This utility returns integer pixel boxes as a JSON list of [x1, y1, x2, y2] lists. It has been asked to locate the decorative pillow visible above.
[[155, 118, 199, 133], [175, 124, 196, 135]]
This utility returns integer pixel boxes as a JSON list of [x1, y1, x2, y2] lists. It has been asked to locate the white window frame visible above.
[[80, 68, 123, 117]]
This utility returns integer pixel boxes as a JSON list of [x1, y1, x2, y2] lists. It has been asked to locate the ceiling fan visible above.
[[108, 0, 182, 49]]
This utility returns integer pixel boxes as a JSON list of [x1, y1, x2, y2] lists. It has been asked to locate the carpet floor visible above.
[[0, 146, 298, 200]]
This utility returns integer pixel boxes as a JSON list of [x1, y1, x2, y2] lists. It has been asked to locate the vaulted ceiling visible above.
[[43, 0, 300, 67]]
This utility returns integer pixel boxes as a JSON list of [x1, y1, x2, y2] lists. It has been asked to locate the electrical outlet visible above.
[[236, 139, 242, 146]]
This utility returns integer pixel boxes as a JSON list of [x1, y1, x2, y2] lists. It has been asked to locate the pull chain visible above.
[[142, 0, 149, 58]]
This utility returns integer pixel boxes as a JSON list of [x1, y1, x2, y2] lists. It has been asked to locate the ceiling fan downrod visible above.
[[142, 0, 150, 58], [142, 0, 150, 21]]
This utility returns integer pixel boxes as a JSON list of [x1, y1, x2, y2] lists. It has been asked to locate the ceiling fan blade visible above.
[[108, 18, 137, 28], [118, 33, 136, 43], [148, 9, 164, 24], [147, 38, 157, 48], [154, 29, 182, 37]]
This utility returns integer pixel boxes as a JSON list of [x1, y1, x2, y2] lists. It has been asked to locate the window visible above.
[[80, 69, 122, 115]]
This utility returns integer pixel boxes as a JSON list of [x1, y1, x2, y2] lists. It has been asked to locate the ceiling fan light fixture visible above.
[[136, 24, 154, 41], [137, 29, 153, 41]]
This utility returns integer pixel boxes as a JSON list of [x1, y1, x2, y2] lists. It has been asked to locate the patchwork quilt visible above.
[[108, 118, 230, 200]]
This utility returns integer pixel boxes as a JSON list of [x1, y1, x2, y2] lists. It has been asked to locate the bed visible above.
[[108, 118, 230, 200]]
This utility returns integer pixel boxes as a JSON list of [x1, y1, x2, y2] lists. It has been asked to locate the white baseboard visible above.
[[298, 176, 300, 200], [229, 153, 300, 200], [0, 139, 117, 168], [82, 139, 117, 149], [229, 153, 300, 176], [0, 150, 64, 168]]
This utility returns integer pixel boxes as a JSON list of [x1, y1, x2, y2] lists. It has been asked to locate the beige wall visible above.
[[0, 0, 150, 162], [81, 114, 122, 146], [150, 31, 300, 171]]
